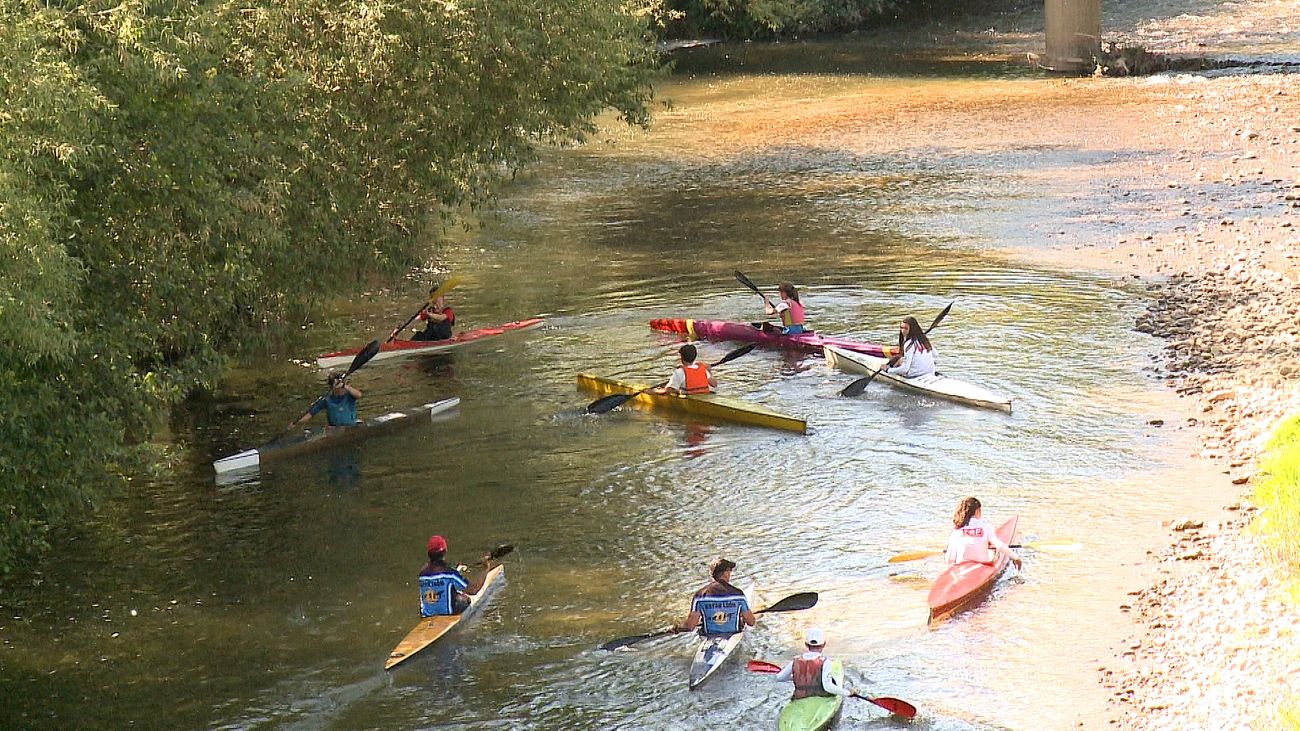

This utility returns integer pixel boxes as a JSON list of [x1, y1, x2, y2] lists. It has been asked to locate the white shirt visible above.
[[945, 517, 1013, 564], [886, 340, 936, 378], [774, 651, 850, 696], [666, 366, 687, 392]]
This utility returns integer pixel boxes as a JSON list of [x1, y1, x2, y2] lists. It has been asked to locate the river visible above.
[[1, 38, 1229, 730]]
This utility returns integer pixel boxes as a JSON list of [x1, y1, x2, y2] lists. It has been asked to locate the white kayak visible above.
[[687, 582, 756, 690], [824, 345, 1012, 412]]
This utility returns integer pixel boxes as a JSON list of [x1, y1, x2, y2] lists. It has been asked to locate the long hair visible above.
[[778, 282, 800, 303], [953, 497, 981, 529], [903, 316, 932, 352]]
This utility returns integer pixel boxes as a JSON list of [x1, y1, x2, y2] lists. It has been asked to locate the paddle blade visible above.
[[429, 275, 463, 301], [586, 393, 635, 415], [713, 343, 756, 367], [925, 302, 953, 334], [757, 591, 818, 614], [734, 269, 762, 295], [346, 340, 381, 375], [488, 544, 515, 560], [857, 694, 918, 719], [839, 373, 876, 398], [887, 549, 941, 564], [746, 660, 782, 674]]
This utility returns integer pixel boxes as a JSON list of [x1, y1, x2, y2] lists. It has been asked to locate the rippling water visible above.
[[1, 43, 1226, 730]]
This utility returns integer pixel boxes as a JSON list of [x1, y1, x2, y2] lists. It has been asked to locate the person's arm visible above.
[[986, 530, 1022, 569], [294, 398, 325, 426], [773, 660, 795, 682], [821, 660, 850, 696], [675, 608, 701, 633], [462, 555, 492, 595], [343, 383, 361, 399], [654, 368, 685, 395], [740, 599, 755, 627], [886, 343, 913, 375]]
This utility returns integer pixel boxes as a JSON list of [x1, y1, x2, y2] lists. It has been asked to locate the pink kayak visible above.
[[316, 318, 544, 369], [927, 516, 1019, 625], [650, 318, 891, 358]]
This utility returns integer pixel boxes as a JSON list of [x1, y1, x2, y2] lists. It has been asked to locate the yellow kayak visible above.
[[577, 374, 806, 434]]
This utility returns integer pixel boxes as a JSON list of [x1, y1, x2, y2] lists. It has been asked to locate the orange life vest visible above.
[[681, 362, 712, 394], [791, 656, 828, 699]]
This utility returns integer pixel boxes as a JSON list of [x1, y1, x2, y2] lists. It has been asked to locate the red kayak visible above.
[[927, 516, 1019, 625], [316, 318, 544, 369], [649, 318, 890, 357]]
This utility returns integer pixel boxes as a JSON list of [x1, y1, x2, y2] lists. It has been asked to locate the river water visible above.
[[2, 41, 1227, 730]]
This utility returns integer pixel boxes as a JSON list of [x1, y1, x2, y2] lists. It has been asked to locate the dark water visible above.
[[1, 43, 1222, 731]]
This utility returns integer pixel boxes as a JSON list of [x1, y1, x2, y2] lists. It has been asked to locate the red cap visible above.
[[426, 535, 447, 554]]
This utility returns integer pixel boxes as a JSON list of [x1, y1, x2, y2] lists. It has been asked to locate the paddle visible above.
[[281, 339, 380, 433], [585, 343, 757, 415], [745, 660, 918, 719], [597, 591, 819, 651], [735, 269, 775, 308], [839, 302, 953, 398], [886, 539, 1081, 564], [387, 275, 464, 342]]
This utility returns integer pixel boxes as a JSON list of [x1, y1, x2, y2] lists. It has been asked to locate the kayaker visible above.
[[773, 627, 850, 699], [763, 282, 807, 335], [946, 497, 1022, 569], [673, 558, 756, 636], [293, 371, 361, 428], [654, 344, 717, 396], [417, 535, 494, 617], [885, 316, 936, 378], [410, 288, 456, 341]]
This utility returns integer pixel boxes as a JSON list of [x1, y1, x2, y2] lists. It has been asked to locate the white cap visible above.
[[804, 627, 825, 647]]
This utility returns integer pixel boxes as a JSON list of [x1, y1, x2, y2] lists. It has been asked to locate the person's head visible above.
[[778, 282, 800, 303], [426, 534, 448, 561], [327, 371, 347, 392], [708, 557, 736, 582], [679, 343, 698, 365], [953, 497, 982, 529], [803, 627, 826, 651], [901, 316, 932, 351]]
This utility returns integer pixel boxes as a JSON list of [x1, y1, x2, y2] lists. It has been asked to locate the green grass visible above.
[[1253, 414, 1300, 576]]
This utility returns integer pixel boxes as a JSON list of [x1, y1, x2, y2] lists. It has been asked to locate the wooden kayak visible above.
[[316, 318, 544, 369], [385, 564, 505, 670], [651, 318, 890, 358], [927, 516, 1019, 625], [777, 660, 845, 731], [576, 374, 806, 434], [823, 345, 1012, 412], [213, 397, 460, 475], [687, 582, 756, 690]]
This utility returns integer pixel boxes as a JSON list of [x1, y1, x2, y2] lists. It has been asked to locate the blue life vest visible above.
[[418, 572, 468, 617], [692, 594, 749, 636], [310, 392, 358, 427]]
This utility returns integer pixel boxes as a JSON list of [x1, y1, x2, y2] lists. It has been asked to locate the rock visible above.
[[1172, 519, 1204, 532]]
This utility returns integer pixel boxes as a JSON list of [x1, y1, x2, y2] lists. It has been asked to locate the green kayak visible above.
[[777, 659, 845, 730]]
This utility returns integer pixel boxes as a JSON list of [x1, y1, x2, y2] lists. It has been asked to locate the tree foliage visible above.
[[0, 0, 659, 572], [665, 0, 916, 38]]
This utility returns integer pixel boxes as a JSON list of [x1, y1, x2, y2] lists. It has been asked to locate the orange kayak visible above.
[[926, 516, 1018, 625]]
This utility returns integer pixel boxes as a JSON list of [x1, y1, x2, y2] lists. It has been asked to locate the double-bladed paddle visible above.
[[585, 344, 757, 415], [597, 591, 818, 651], [387, 275, 464, 342], [745, 660, 918, 719], [735, 269, 775, 308], [839, 302, 953, 398], [280, 339, 380, 435], [886, 539, 1081, 564]]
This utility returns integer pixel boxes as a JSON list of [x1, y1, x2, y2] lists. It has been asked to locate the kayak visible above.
[[777, 660, 845, 731], [385, 564, 505, 670], [823, 345, 1013, 413], [577, 374, 807, 434], [650, 318, 890, 358], [316, 318, 544, 369], [688, 582, 756, 690], [927, 516, 1019, 625], [213, 397, 460, 475]]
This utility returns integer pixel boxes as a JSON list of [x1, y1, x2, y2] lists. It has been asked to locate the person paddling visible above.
[[410, 287, 456, 341], [764, 282, 807, 335], [773, 627, 850, 699], [885, 316, 936, 378], [946, 497, 1021, 569], [293, 371, 361, 428], [653, 344, 717, 396], [417, 535, 494, 617], [673, 558, 756, 636]]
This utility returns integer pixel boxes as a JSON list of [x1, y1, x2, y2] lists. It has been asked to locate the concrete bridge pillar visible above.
[[1045, 0, 1101, 73]]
